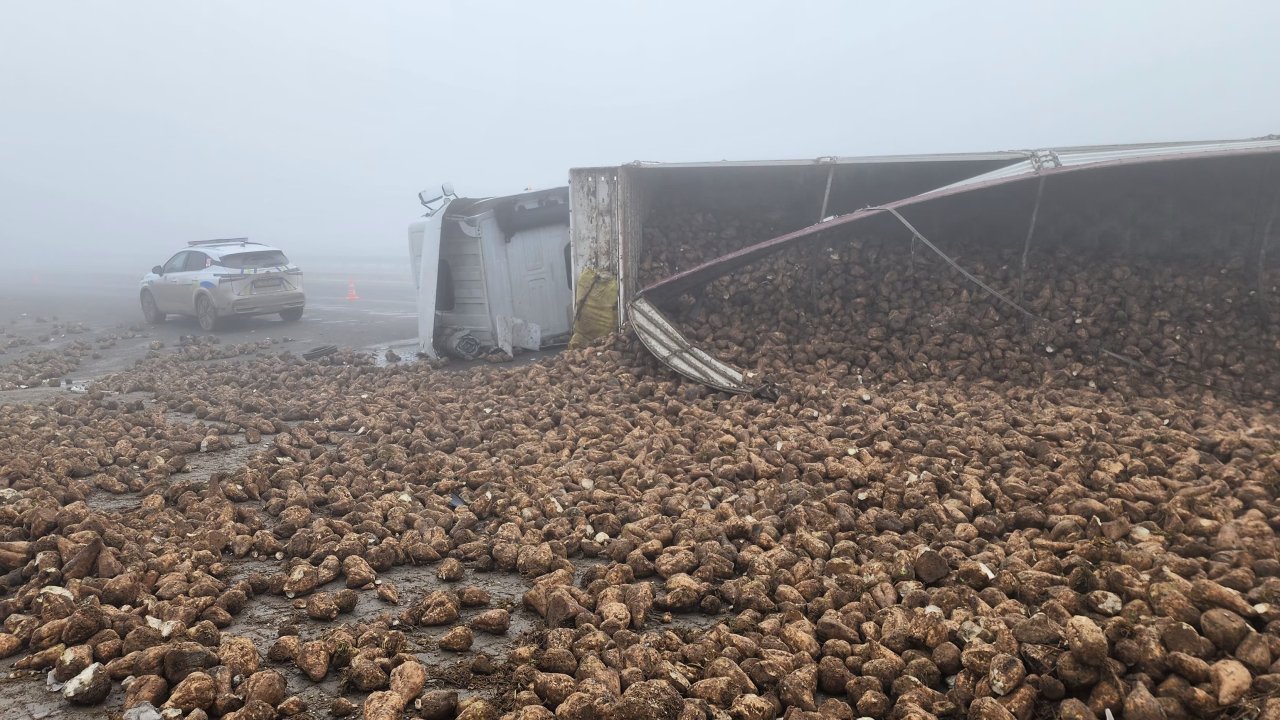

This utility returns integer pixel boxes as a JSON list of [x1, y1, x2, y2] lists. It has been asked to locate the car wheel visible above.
[[140, 291, 165, 324], [280, 307, 303, 322], [196, 295, 220, 332]]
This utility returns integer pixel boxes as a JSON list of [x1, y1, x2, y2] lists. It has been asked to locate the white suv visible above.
[[140, 239, 305, 331]]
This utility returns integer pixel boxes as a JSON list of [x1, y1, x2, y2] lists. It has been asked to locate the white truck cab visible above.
[[409, 185, 573, 359]]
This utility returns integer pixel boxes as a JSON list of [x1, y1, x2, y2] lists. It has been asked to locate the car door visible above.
[[175, 251, 212, 314], [153, 251, 190, 312]]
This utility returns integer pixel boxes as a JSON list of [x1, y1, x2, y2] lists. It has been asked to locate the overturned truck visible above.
[[412, 136, 1279, 395], [409, 186, 573, 360]]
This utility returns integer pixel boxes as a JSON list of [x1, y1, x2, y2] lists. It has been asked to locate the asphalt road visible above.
[[0, 267, 422, 400], [5, 266, 416, 336]]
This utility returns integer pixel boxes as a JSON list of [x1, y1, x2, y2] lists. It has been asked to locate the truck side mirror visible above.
[[153, 265, 165, 275]]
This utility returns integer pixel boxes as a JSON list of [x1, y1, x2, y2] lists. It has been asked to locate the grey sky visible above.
[[1, 1, 1277, 272]]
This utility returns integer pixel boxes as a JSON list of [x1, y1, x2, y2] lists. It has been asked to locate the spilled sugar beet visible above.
[[0, 224, 1278, 720]]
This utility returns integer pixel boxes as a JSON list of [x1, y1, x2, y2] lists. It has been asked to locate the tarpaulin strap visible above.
[[870, 206, 1042, 324]]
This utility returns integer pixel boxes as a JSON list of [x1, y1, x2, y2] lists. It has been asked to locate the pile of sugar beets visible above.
[[0, 219, 1278, 720]]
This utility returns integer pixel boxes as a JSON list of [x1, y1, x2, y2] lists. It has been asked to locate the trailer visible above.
[[410, 151, 1027, 360], [411, 136, 1280, 385]]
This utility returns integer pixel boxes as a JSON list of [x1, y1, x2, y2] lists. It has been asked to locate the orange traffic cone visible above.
[[345, 280, 360, 301]]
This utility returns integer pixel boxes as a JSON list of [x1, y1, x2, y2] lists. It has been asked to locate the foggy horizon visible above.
[[3, 1, 1278, 276]]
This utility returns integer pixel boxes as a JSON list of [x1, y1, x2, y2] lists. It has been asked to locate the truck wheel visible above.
[[196, 295, 221, 332], [280, 307, 303, 322], [140, 291, 165, 325]]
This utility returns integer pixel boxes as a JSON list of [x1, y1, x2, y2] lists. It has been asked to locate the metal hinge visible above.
[[1029, 150, 1063, 172]]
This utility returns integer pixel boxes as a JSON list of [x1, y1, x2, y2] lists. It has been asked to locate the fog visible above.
[[1, 1, 1277, 277]]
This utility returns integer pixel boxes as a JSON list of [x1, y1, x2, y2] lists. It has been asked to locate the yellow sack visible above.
[[568, 268, 618, 349]]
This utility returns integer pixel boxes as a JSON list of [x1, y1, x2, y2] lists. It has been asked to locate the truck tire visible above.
[[140, 290, 165, 325]]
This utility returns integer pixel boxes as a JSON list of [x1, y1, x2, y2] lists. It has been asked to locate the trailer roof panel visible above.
[[613, 135, 1279, 172], [934, 136, 1280, 193], [624, 152, 1025, 169]]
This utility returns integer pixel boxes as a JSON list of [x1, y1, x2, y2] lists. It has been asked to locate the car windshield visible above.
[[218, 250, 289, 269]]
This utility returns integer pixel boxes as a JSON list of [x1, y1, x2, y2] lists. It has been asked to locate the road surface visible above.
[[0, 266, 422, 403]]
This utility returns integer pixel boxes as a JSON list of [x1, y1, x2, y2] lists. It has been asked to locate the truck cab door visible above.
[[505, 224, 574, 340]]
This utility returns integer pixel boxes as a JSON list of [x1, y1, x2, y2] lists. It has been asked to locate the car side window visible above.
[[162, 252, 189, 274], [184, 252, 210, 272]]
